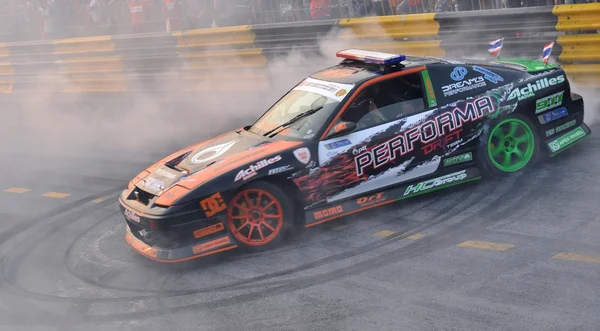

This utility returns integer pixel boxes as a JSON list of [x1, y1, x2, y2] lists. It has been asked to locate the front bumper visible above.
[[119, 197, 237, 263]]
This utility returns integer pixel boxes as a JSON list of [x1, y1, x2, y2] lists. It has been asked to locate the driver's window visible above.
[[333, 73, 426, 132]]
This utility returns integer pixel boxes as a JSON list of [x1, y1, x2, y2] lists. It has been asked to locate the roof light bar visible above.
[[336, 49, 406, 65]]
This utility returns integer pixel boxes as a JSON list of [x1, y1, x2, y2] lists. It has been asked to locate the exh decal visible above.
[[548, 126, 586, 153], [535, 91, 564, 114], [442, 76, 486, 97], [235, 155, 282, 181], [355, 96, 495, 176], [404, 170, 468, 196], [191, 139, 238, 164], [443, 152, 472, 167], [422, 70, 438, 108], [508, 74, 565, 101], [450, 67, 468, 81], [545, 119, 576, 137], [473, 66, 504, 84], [539, 107, 568, 124]]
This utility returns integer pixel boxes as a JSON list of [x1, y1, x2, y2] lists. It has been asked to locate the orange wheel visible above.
[[226, 182, 293, 249]]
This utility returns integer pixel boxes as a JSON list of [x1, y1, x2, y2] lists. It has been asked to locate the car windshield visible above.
[[248, 77, 355, 139]]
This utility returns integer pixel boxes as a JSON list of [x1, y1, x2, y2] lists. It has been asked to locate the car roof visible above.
[[309, 56, 441, 85], [309, 55, 538, 85]]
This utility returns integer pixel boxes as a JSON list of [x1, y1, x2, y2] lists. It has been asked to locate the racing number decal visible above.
[[200, 192, 227, 217]]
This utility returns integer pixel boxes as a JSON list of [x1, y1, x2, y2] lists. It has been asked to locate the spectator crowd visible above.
[[0, 0, 594, 42]]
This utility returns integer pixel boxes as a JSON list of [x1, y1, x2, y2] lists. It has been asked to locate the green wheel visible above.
[[479, 116, 540, 176]]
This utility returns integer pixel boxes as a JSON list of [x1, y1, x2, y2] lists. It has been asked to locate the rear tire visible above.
[[478, 115, 540, 177], [226, 181, 295, 251]]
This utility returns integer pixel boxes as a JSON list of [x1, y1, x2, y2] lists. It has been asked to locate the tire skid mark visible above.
[[2, 184, 481, 304], [2, 169, 544, 324]]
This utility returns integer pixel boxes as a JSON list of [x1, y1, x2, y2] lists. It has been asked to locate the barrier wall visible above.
[[0, 3, 599, 94]]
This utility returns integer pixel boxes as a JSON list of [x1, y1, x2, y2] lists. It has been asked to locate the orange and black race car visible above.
[[120, 49, 591, 262]]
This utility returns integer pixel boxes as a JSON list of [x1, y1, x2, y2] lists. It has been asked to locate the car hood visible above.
[[135, 129, 302, 196]]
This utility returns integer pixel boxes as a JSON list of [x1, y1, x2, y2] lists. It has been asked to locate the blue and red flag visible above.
[[542, 41, 555, 64], [489, 38, 504, 58]]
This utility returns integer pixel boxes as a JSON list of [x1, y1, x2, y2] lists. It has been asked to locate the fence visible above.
[[1, 0, 598, 43], [0, 2, 598, 95]]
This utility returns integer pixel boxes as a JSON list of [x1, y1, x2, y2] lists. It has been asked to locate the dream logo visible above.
[[473, 66, 504, 84], [450, 67, 468, 81]]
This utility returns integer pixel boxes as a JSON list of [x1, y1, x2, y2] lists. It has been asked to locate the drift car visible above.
[[119, 49, 591, 262]]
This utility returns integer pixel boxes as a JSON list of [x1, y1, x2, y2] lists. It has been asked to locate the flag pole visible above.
[[497, 38, 504, 59]]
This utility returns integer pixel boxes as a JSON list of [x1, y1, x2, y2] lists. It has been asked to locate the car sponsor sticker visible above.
[[154, 168, 177, 179], [355, 96, 495, 176], [144, 177, 164, 191], [313, 205, 343, 220], [268, 165, 293, 175], [192, 236, 232, 254], [545, 119, 576, 137], [443, 152, 472, 167], [450, 67, 468, 81], [124, 208, 141, 223], [235, 155, 282, 181], [441, 76, 486, 97], [508, 74, 565, 101], [190, 139, 238, 164], [421, 70, 437, 108], [293, 77, 355, 102], [293, 147, 311, 164], [404, 170, 469, 196], [472, 66, 504, 84], [547, 126, 587, 153], [325, 139, 352, 150], [200, 192, 227, 217], [535, 91, 564, 114], [539, 107, 568, 124]]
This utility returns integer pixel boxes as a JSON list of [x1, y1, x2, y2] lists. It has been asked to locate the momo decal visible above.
[[191, 140, 238, 164], [508, 74, 565, 101], [404, 170, 468, 196], [442, 76, 486, 97], [472, 66, 504, 84], [234, 155, 282, 182], [535, 91, 563, 114], [355, 96, 495, 176], [313, 205, 343, 220], [450, 67, 468, 81], [539, 107, 568, 124]]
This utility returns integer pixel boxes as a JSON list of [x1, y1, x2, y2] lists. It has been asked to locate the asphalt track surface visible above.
[[1, 95, 600, 331]]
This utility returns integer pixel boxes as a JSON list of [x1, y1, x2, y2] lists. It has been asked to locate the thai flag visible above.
[[489, 38, 503, 57], [542, 41, 555, 64]]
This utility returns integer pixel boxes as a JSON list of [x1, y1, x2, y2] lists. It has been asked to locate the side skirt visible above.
[[304, 166, 482, 228]]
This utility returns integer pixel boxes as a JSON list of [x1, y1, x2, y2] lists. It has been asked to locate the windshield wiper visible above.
[[263, 106, 324, 138]]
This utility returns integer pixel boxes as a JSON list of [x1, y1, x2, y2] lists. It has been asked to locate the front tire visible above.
[[478, 115, 540, 177], [226, 181, 294, 251]]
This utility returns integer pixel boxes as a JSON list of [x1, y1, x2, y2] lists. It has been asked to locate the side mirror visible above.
[[326, 121, 356, 139]]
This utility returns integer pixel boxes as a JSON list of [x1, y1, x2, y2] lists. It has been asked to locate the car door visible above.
[[299, 70, 444, 205]]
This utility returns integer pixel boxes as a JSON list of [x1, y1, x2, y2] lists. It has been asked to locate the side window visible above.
[[336, 73, 426, 131]]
